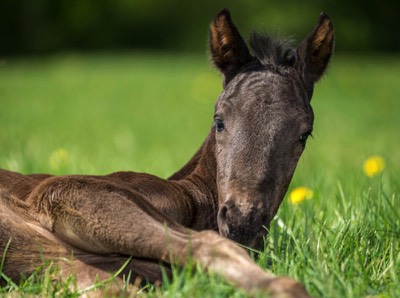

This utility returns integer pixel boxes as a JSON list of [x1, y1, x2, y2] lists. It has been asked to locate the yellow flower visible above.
[[363, 156, 385, 177], [289, 187, 314, 205], [49, 148, 69, 170]]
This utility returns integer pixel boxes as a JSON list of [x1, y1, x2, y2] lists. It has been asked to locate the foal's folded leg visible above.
[[27, 177, 309, 297], [26, 177, 190, 257]]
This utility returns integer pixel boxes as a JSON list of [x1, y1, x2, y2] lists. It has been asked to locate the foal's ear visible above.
[[296, 13, 334, 83], [209, 9, 254, 85]]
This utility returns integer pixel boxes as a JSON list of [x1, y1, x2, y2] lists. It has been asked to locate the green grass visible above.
[[0, 52, 399, 297]]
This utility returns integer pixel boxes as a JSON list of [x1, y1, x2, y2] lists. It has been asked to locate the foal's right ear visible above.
[[296, 13, 334, 83], [209, 9, 254, 85]]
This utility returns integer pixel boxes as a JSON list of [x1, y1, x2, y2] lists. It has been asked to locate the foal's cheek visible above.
[[282, 146, 305, 183], [215, 151, 230, 200], [293, 141, 306, 160]]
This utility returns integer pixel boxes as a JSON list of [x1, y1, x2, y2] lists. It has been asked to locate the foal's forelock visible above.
[[249, 33, 295, 68]]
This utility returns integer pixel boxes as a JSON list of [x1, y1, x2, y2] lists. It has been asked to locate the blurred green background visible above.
[[0, 2, 399, 297], [0, 0, 399, 177], [1, 0, 400, 56]]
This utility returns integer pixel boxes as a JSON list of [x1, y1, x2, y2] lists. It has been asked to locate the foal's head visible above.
[[209, 9, 334, 249]]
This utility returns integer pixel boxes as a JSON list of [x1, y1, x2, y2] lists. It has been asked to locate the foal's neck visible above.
[[169, 130, 219, 231]]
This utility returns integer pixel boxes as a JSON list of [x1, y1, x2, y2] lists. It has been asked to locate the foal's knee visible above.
[[187, 230, 252, 266]]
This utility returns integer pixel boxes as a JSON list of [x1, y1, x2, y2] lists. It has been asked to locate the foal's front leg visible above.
[[27, 176, 308, 297]]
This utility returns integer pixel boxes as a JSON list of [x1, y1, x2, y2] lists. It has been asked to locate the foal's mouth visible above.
[[218, 217, 270, 251], [248, 226, 270, 251]]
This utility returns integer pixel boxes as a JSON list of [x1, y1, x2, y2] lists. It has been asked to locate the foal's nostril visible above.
[[218, 205, 228, 222], [217, 203, 232, 237], [218, 199, 234, 224]]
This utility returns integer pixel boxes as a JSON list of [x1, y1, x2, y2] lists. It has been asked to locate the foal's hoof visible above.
[[258, 277, 310, 298]]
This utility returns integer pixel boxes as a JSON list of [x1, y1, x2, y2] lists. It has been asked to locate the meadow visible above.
[[0, 52, 399, 297]]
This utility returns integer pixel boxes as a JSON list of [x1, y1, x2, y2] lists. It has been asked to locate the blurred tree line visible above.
[[1, 0, 399, 56]]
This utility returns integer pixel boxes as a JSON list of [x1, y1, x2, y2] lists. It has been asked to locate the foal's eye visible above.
[[215, 118, 225, 132], [299, 131, 312, 145]]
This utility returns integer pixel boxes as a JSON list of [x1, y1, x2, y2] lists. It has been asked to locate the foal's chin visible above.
[[219, 226, 269, 252], [248, 229, 269, 251]]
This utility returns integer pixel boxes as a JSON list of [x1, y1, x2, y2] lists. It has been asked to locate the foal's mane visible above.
[[249, 32, 295, 68]]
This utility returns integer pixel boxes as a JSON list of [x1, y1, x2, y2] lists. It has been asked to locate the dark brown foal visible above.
[[0, 9, 334, 298]]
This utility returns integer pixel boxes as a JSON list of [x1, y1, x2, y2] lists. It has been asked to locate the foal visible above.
[[0, 9, 334, 297]]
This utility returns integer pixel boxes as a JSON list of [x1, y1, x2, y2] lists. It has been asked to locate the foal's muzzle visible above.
[[217, 199, 269, 250]]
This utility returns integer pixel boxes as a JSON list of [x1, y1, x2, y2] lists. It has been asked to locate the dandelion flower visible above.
[[289, 187, 314, 205], [49, 148, 69, 170], [363, 156, 385, 177]]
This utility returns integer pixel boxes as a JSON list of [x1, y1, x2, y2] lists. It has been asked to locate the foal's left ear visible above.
[[209, 9, 254, 85], [296, 13, 334, 83]]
